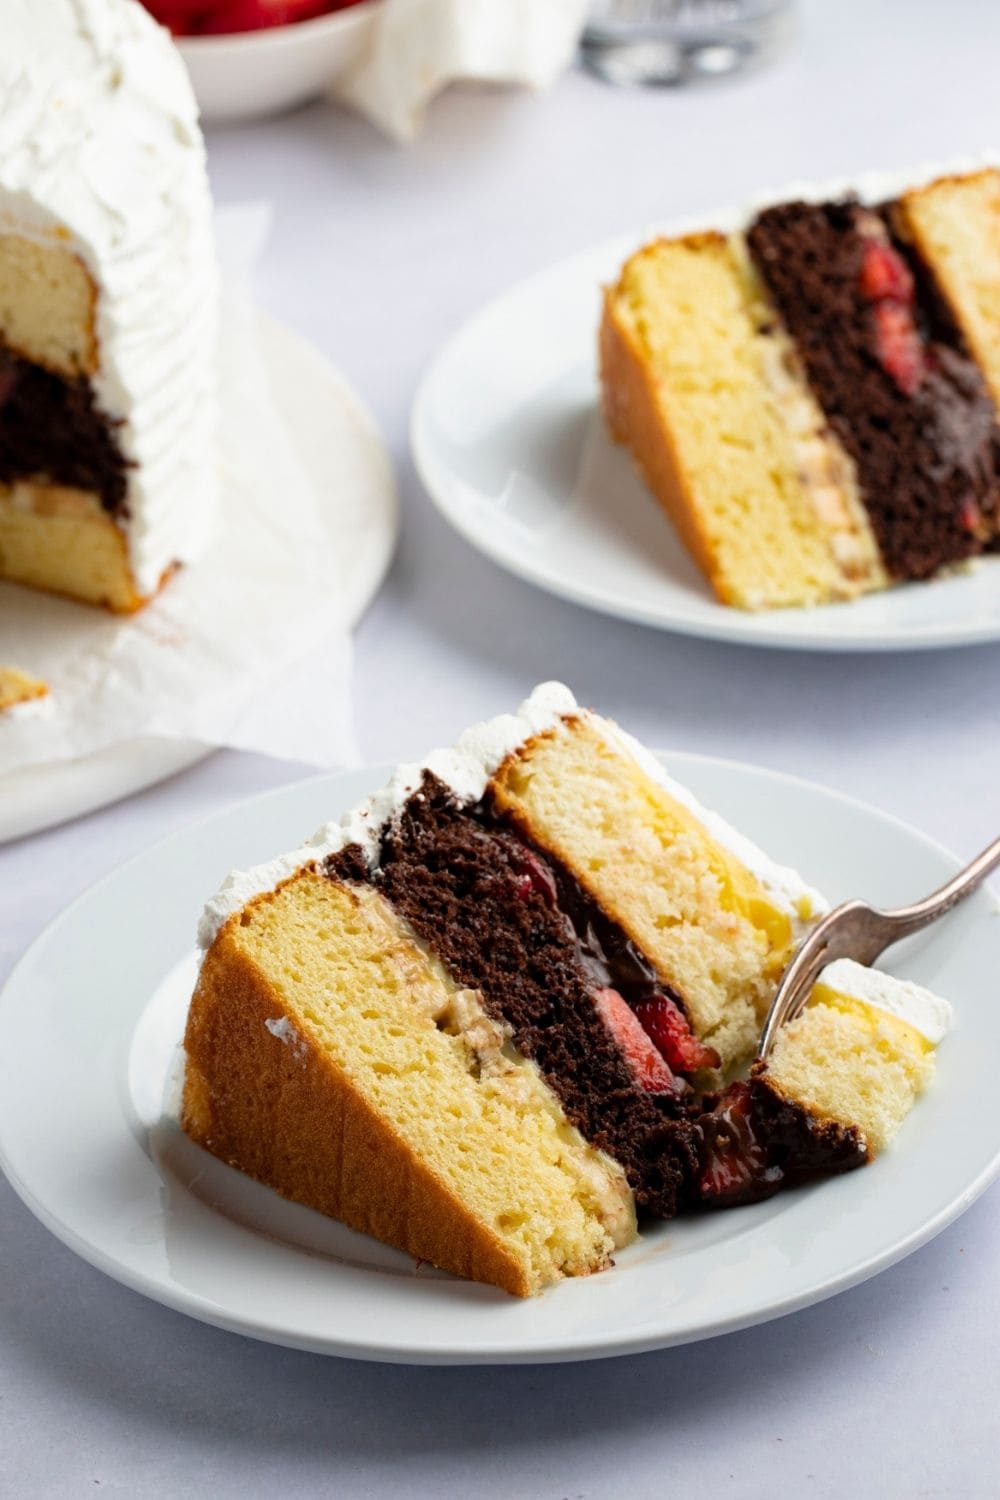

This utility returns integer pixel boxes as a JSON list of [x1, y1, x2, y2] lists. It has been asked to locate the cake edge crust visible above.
[[598, 267, 737, 606], [183, 891, 543, 1298]]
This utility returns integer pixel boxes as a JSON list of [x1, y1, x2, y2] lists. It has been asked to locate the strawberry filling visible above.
[[697, 1082, 783, 1206], [506, 841, 714, 1083], [142, 0, 365, 36], [593, 988, 679, 1095], [511, 848, 559, 907], [858, 236, 927, 397], [633, 994, 721, 1074], [858, 238, 914, 302]]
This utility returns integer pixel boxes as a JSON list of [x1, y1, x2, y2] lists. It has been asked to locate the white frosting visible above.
[[0, 689, 54, 721], [0, 0, 218, 595], [198, 681, 824, 948], [819, 957, 953, 1045], [640, 151, 1000, 247], [745, 151, 1000, 220], [198, 682, 575, 946]]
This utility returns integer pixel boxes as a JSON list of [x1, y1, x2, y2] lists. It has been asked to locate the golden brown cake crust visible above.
[[183, 900, 537, 1298], [599, 264, 732, 602]]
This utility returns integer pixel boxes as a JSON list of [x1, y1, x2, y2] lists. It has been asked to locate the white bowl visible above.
[[177, 1, 382, 123]]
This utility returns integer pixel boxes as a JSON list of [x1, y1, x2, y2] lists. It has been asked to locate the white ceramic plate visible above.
[[2, 756, 998, 1365], [411, 234, 1000, 653], [0, 313, 397, 844], [178, 2, 382, 123]]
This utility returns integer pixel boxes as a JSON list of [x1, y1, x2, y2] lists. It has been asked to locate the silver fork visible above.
[[757, 835, 1000, 1062]]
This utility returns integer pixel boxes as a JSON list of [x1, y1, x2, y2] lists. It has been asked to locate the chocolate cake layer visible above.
[[0, 345, 129, 514], [751, 1075, 869, 1174], [325, 774, 702, 1218], [747, 200, 1000, 579]]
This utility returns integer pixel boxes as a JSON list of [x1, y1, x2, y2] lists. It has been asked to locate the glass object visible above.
[[581, 0, 795, 87]]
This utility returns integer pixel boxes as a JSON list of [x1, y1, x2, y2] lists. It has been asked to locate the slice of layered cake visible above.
[[601, 165, 1000, 609], [0, 0, 217, 612], [183, 686, 951, 1295]]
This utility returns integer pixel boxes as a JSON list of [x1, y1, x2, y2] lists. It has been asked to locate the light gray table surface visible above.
[[4, 1, 1000, 1494]]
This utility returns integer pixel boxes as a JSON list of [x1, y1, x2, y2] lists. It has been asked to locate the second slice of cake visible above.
[[601, 165, 1000, 610]]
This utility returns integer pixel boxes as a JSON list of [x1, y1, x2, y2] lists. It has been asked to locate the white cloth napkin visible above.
[[334, 0, 589, 142], [0, 205, 381, 776]]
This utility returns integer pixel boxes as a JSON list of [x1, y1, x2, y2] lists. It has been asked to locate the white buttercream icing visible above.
[[641, 151, 1000, 246], [197, 682, 576, 947], [0, 0, 217, 595], [198, 682, 825, 949], [0, 688, 54, 721], [818, 957, 953, 1045], [744, 151, 1000, 221]]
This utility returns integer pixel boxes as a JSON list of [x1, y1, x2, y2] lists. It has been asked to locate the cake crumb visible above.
[[0, 666, 49, 714]]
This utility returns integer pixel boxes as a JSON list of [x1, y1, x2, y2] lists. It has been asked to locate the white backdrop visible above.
[[3, 1, 999, 1493]]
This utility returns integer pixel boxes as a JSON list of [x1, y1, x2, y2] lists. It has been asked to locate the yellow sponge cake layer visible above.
[[183, 867, 635, 1298], [0, 482, 148, 612], [490, 711, 821, 1070], [600, 233, 884, 609], [761, 959, 950, 1156], [0, 234, 97, 380], [895, 169, 1000, 414]]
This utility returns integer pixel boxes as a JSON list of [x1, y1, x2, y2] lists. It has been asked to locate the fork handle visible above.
[[758, 835, 1000, 1063], [883, 834, 1000, 941]]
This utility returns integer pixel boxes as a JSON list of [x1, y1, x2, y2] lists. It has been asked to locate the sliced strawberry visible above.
[[873, 301, 926, 396], [593, 987, 678, 1094], [958, 493, 981, 534], [859, 239, 914, 304], [633, 994, 721, 1074], [195, 0, 334, 33]]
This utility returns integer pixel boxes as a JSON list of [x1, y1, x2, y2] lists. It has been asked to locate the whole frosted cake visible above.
[[0, 0, 217, 612], [183, 686, 951, 1296]]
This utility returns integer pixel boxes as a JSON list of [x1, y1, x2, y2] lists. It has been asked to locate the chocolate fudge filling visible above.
[[0, 345, 129, 515], [325, 773, 702, 1218], [746, 199, 1000, 579], [692, 1077, 869, 1210], [751, 1072, 869, 1177]]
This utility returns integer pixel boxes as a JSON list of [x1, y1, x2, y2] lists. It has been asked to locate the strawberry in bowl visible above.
[[144, 0, 367, 36], [146, 0, 382, 121]]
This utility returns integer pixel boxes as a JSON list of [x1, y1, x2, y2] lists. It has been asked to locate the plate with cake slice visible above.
[[412, 161, 1000, 652], [1, 687, 998, 1363]]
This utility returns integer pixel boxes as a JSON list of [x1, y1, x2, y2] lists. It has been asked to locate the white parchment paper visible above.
[[0, 206, 385, 776]]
